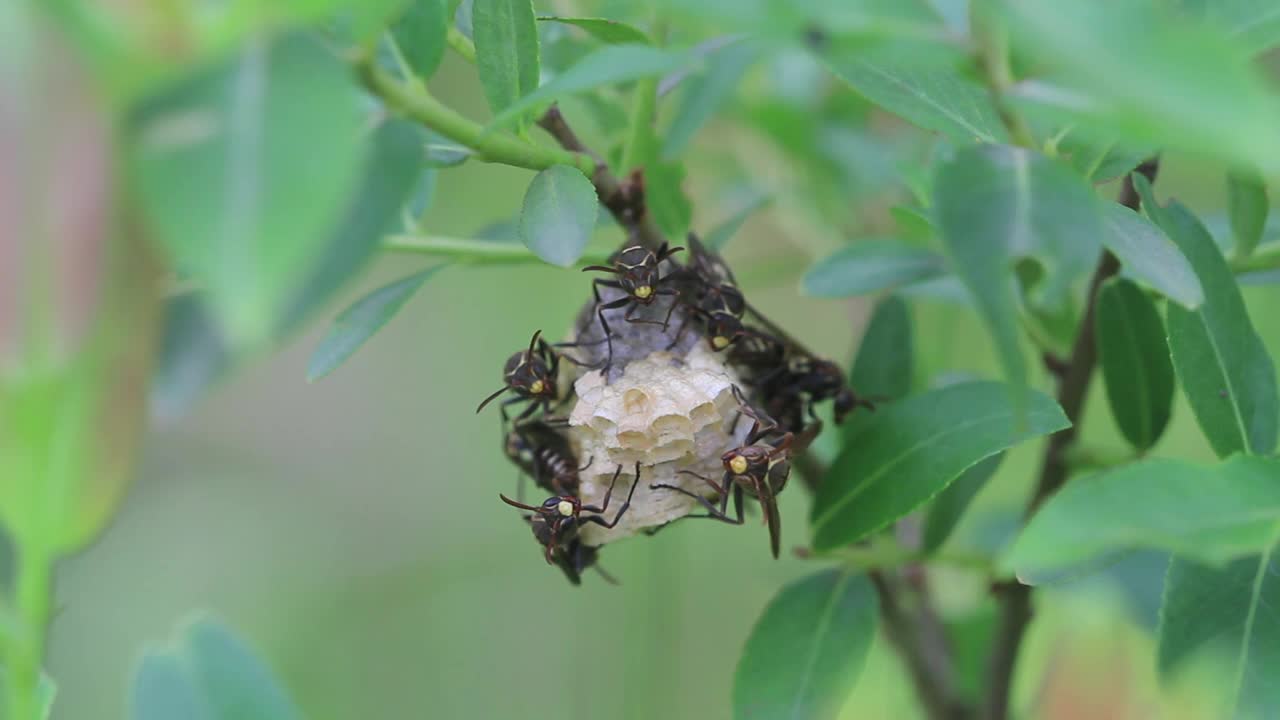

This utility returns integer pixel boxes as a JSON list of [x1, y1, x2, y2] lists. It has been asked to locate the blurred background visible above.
[[7, 2, 1277, 719]]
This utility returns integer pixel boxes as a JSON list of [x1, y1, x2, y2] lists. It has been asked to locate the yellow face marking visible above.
[[634, 285, 653, 299], [529, 379, 545, 395], [712, 336, 730, 350], [557, 500, 574, 517], [729, 455, 749, 476]]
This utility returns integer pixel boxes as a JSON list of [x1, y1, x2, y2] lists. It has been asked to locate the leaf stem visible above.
[[6, 541, 52, 720], [980, 159, 1160, 720], [384, 234, 613, 265], [971, 9, 1036, 149], [1230, 242, 1280, 274], [447, 27, 476, 63], [356, 57, 594, 174]]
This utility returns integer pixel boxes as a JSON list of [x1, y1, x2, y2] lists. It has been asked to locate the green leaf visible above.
[[1000, 1, 1280, 173], [811, 381, 1069, 550], [518, 165, 599, 267], [1095, 278, 1174, 451], [536, 16, 650, 44], [661, 40, 761, 160], [152, 119, 422, 417], [132, 616, 299, 720], [424, 131, 472, 166], [1227, 170, 1268, 258], [850, 295, 913, 401], [1060, 132, 1150, 183], [487, 44, 690, 129], [922, 453, 1004, 554], [129, 32, 365, 347], [391, 0, 449, 80], [132, 654, 213, 720], [704, 192, 771, 251], [307, 266, 445, 382], [646, 160, 692, 240], [820, 57, 1007, 143], [1172, 0, 1280, 54], [1003, 456, 1280, 578], [934, 145, 1102, 407], [1134, 178, 1280, 457], [1159, 544, 1280, 719], [1101, 203, 1204, 309], [473, 0, 540, 127], [803, 240, 947, 298], [733, 570, 878, 720]]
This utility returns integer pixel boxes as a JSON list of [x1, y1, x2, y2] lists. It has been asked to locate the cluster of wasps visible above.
[[477, 234, 872, 585]]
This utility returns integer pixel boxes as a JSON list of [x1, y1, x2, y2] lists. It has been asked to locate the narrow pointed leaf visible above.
[[850, 295, 913, 401], [1101, 203, 1203, 309], [536, 16, 650, 44], [473, 0, 540, 126], [811, 382, 1069, 550], [307, 266, 445, 381], [646, 160, 692, 240], [132, 654, 213, 720], [820, 58, 1007, 143], [934, 145, 1104, 408], [391, 0, 449, 80], [662, 40, 761, 159], [922, 452, 1004, 554], [518, 164, 598, 267], [487, 44, 690, 129], [803, 240, 946, 298], [1132, 178, 1279, 457], [1095, 278, 1174, 451], [1227, 170, 1268, 258], [183, 618, 301, 720], [733, 570, 878, 720], [1159, 545, 1280, 719], [1004, 456, 1280, 578], [129, 33, 365, 347]]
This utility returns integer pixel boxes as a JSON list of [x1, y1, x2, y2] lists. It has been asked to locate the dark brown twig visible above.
[[537, 105, 668, 252], [980, 158, 1159, 720]]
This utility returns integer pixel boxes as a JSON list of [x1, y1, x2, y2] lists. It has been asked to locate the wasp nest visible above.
[[482, 238, 863, 584]]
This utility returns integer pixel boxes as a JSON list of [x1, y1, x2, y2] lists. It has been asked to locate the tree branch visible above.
[[980, 158, 1160, 720]]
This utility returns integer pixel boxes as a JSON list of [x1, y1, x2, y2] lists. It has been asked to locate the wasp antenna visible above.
[[527, 329, 543, 358], [499, 493, 542, 512], [581, 265, 618, 274], [476, 385, 509, 414]]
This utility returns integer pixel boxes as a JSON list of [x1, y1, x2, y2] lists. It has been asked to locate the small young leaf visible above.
[[1095, 278, 1174, 451], [1159, 546, 1280, 719], [922, 453, 1004, 554], [473, 0, 540, 126], [307, 266, 446, 382], [536, 16, 650, 44], [850, 295, 913, 401], [733, 570, 878, 720], [802, 240, 946, 298], [518, 164, 599, 267], [129, 32, 366, 347], [810, 382, 1069, 550], [820, 57, 1007, 143], [1003, 456, 1280, 578], [487, 44, 690, 129], [391, 0, 449, 80], [424, 131, 472, 167], [1133, 179, 1280, 457], [661, 40, 762, 160], [132, 654, 213, 720], [183, 618, 301, 720], [132, 616, 300, 720], [1227, 170, 1268, 258], [1101, 203, 1203, 309], [704, 192, 771, 250]]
